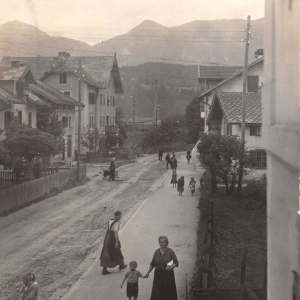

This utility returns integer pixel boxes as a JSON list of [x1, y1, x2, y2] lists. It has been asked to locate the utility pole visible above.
[[154, 80, 158, 153], [132, 91, 136, 161], [238, 15, 251, 194], [77, 58, 82, 181]]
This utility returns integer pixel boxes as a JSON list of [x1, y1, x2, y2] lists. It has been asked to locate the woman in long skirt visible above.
[[100, 211, 127, 275], [144, 236, 178, 300]]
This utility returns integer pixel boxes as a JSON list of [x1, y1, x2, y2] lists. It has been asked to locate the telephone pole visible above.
[[238, 15, 251, 194], [154, 80, 158, 153], [77, 58, 82, 181], [132, 91, 137, 161]]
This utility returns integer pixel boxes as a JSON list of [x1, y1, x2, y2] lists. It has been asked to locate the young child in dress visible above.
[[189, 177, 196, 196], [121, 261, 145, 300], [20, 273, 39, 300], [171, 169, 177, 188]]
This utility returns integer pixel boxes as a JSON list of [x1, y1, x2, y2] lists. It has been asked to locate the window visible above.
[[250, 125, 261, 136], [100, 94, 103, 106], [251, 150, 267, 169], [59, 72, 67, 84], [18, 111, 22, 125], [113, 96, 115, 107], [247, 76, 259, 93], [62, 116, 68, 128], [63, 91, 71, 97], [106, 115, 109, 126], [67, 135, 72, 158], [4, 111, 13, 129], [28, 112, 32, 128], [89, 114, 94, 128], [11, 61, 19, 67], [89, 92, 96, 104], [68, 116, 72, 128], [227, 124, 232, 135], [107, 94, 109, 106]]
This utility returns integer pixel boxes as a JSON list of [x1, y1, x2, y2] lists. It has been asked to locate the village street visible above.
[[0, 153, 202, 300]]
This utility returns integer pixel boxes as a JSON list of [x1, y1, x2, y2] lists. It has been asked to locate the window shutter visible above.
[[247, 76, 259, 93]]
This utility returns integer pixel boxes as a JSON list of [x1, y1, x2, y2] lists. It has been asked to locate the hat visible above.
[[114, 211, 122, 217]]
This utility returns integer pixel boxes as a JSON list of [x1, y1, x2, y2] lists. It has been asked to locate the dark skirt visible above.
[[177, 186, 184, 192], [127, 282, 139, 298], [150, 268, 178, 300], [100, 231, 124, 268]]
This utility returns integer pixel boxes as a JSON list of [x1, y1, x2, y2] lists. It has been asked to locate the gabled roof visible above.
[[29, 80, 82, 106], [198, 65, 243, 81], [1, 55, 124, 94], [27, 92, 48, 106], [199, 57, 264, 98], [0, 66, 31, 81], [0, 86, 26, 104], [207, 92, 262, 125]]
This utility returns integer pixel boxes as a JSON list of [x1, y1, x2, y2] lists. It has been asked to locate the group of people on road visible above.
[[100, 211, 179, 300]]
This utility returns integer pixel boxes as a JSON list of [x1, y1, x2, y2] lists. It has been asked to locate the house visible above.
[[0, 66, 42, 140], [207, 92, 266, 177], [1, 53, 124, 154], [29, 80, 81, 160], [198, 56, 264, 132], [126, 117, 161, 131], [198, 64, 243, 90]]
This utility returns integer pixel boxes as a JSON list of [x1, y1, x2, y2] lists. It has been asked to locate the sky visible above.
[[0, 0, 265, 45]]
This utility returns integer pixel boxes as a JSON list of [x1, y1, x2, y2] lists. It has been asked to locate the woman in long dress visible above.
[[100, 211, 127, 275], [144, 236, 179, 300]]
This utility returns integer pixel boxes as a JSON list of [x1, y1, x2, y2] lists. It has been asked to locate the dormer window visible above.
[[89, 92, 96, 104], [59, 72, 67, 84], [11, 61, 19, 67]]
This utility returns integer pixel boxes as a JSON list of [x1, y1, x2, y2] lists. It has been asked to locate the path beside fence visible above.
[[0, 165, 86, 215]]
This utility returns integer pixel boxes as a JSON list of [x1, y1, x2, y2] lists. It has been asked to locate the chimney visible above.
[[11, 61, 19, 67], [255, 49, 264, 59], [58, 52, 70, 64]]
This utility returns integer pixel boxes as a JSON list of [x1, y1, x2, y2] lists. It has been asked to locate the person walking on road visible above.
[[165, 153, 171, 169], [100, 211, 128, 275], [171, 169, 177, 188], [186, 149, 191, 163], [121, 261, 146, 300], [144, 236, 179, 300], [189, 177, 196, 196], [177, 176, 185, 196], [158, 150, 163, 161], [109, 160, 116, 181], [20, 273, 39, 300], [173, 155, 178, 171]]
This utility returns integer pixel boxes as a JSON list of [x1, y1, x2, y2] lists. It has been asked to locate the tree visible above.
[[185, 97, 204, 143], [197, 133, 253, 195], [0, 141, 11, 168], [106, 134, 119, 148], [5, 128, 58, 162], [80, 126, 101, 153], [116, 107, 128, 142]]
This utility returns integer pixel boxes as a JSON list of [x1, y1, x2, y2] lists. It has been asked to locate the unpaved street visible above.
[[0, 155, 167, 300]]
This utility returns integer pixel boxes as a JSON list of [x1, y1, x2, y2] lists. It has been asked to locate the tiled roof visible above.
[[214, 92, 262, 124], [198, 65, 242, 80], [0, 66, 29, 81], [29, 80, 81, 106], [1, 56, 124, 93], [27, 92, 48, 106], [0, 86, 26, 104]]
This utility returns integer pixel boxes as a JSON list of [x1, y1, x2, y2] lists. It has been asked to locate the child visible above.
[[189, 177, 196, 196], [20, 273, 39, 300], [171, 169, 177, 188], [121, 261, 145, 300], [177, 176, 185, 196]]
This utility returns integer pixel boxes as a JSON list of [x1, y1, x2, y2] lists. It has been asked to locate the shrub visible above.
[[245, 175, 267, 198]]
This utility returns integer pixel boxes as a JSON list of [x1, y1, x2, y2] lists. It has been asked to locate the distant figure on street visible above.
[[121, 261, 146, 300], [177, 176, 185, 196], [100, 211, 128, 275], [158, 150, 163, 161], [187, 149, 191, 163], [173, 156, 178, 171], [171, 169, 177, 188], [165, 153, 171, 169], [144, 236, 179, 300], [109, 160, 116, 181], [172, 152, 175, 158], [20, 273, 39, 300], [189, 177, 196, 196]]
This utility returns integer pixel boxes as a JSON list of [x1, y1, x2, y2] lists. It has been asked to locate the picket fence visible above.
[[0, 165, 86, 215]]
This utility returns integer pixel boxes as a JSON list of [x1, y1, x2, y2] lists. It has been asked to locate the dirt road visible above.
[[0, 155, 167, 300]]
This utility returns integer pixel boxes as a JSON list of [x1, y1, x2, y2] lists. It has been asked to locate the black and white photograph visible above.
[[0, 1, 298, 300]]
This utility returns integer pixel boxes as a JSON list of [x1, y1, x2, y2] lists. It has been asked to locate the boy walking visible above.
[[20, 273, 39, 300], [171, 169, 177, 187], [121, 261, 145, 300], [189, 177, 196, 196]]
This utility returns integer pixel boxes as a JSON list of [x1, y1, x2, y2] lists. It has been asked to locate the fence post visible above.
[[240, 247, 248, 300]]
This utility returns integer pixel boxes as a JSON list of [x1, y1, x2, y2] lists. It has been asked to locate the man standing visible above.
[[165, 153, 171, 169], [158, 150, 163, 161], [109, 160, 116, 181]]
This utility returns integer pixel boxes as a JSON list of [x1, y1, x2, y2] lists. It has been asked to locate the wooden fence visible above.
[[0, 165, 86, 215], [0, 171, 30, 185]]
